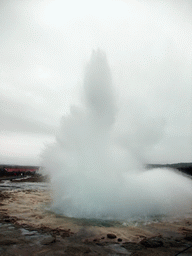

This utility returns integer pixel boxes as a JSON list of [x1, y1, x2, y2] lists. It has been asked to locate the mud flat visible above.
[[1, 184, 192, 255]]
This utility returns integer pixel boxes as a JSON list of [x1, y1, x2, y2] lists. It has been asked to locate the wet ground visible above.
[[1, 178, 192, 255]]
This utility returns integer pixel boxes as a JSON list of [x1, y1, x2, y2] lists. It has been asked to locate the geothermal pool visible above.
[[1, 178, 192, 256], [1, 179, 192, 231], [1, 178, 192, 226], [0, 179, 174, 227]]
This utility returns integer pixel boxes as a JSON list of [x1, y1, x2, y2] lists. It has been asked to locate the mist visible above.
[[42, 50, 192, 220]]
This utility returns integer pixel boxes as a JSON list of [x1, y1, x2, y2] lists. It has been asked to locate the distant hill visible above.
[[146, 163, 192, 176], [1, 163, 192, 177], [0, 164, 39, 170]]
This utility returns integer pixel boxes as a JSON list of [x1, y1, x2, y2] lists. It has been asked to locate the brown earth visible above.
[[1, 188, 192, 255]]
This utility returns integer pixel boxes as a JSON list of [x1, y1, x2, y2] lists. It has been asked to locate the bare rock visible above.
[[0, 238, 20, 245], [65, 245, 91, 254], [140, 236, 164, 248], [122, 242, 144, 251], [184, 234, 192, 241], [40, 236, 56, 245], [107, 233, 117, 239]]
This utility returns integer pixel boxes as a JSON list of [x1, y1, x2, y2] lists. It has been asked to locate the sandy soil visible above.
[[1, 187, 192, 255]]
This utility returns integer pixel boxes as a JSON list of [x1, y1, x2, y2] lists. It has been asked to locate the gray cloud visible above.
[[0, 95, 56, 134]]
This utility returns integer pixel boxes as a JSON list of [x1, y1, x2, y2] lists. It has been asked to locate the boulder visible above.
[[107, 233, 117, 239]]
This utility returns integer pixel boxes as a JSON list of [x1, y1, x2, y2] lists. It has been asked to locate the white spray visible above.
[[42, 50, 192, 220]]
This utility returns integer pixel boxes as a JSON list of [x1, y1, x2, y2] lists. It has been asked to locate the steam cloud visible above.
[[42, 50, 192, 220]]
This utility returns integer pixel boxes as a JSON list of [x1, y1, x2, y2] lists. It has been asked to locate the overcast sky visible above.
[[0, 0, 192, 165]]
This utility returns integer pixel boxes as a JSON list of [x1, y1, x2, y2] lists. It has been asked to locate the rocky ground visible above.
[[1, 186, 192, 255]]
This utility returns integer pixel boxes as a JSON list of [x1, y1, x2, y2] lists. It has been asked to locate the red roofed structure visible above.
[[0, 165, 39, 177]]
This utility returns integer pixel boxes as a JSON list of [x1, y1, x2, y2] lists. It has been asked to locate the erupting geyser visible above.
[[42, 50, 192, 220]]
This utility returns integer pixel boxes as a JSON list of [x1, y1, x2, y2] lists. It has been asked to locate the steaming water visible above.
[[42, 50, 192, 220]]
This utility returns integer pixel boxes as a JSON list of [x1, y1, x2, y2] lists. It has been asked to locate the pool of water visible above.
[[0, 180, 49, 191], [0, 180, 174, 228]]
